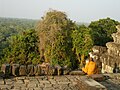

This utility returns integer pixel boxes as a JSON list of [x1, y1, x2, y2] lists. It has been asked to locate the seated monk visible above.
[[82, 57, 98, 75]]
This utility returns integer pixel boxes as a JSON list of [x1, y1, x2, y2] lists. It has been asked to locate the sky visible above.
[[0, 0, 120, 23]]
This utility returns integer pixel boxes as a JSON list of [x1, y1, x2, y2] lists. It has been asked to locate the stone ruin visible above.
[[91, 25, 120, 73], [1, 63, 70, 77]]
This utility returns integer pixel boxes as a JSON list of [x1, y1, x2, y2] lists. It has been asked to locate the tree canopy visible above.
[[89, 17, 120, 46], [36, 10, 77, 68], [71, 25, 93, 67], [2, 29, 40, 65]]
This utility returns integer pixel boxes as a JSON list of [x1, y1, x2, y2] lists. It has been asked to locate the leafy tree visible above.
[[0, 17, 37, 59], [36, 10, 77, 68], [2, 29, 40, 65], [89, 17, 120, 46], [71, 25, 93, 68]]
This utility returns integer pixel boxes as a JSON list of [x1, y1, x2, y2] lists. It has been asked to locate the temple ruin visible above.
[[92, 25, 120, 73]]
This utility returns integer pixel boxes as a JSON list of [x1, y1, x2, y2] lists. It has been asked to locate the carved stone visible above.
[[19, 65, 27, 76], [1, 64, 11, 77], [12, 64, 20, 76], [27, 65, 34, 76]]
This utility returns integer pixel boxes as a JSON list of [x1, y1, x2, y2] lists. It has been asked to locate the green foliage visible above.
[[36, 10, 77, 68], [71, 25, 93, 68], [89, 17, 120, 46], [1, 11, 120, 70], [2, 29, 40, 65], [0, 17, 37, 59]]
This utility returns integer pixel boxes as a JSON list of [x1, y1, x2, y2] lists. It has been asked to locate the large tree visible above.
[[2, 29, 40, 65], [89, 17, 120, 46], [36, 10, 77, 68], [71, 25, 93, 68]]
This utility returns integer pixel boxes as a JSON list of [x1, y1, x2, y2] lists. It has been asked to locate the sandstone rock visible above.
[[62, 65, 71, 75], [19, 65, 27, 76], [47, 65, 55, 76], [116, 25, 120, 32], [89, 74, 105, 82], [40, 63, 48, 75], [54, 64, 62, 75], [12, 64, 20, 76], [27, 65, 34, 76], [34, 64, 41, 76], [99, 25, 120, 73], [1, 64, 11, 77], [77, 76, 107, 90], [92, 46, 107, 55], [69, 70, 85, 75]]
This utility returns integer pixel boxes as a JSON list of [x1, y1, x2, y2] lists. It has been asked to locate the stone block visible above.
[[34, 64, 41, 76], [69, 70, 85, 75], [1, 64, 11, 77], [5, 79, 13, 85], [47, 65, 55, 76], [54, 65, 62, 75], [40, 64, 48, 75], [27, 65, 34, 76], [62, 65, 71, 75], [27, 83, 37, 88], [19, 65, 27, 76], [33, 88, 42, 90], [0, 79, 4, 85], [12, 64, 20, 76], [77, 76, 107, 90], [89, 74, 105, 82]]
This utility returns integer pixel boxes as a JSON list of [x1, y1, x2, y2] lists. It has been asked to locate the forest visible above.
[[0, 10, 119, 69]]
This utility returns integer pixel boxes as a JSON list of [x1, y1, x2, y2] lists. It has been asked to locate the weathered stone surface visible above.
[[33, 88, 42, 90], [54, 65, 62, 75], [92, 46, 107, 55], [0, 85, 12, 90], [47, 65, 55, 76], [100, 73, 120, 90], [19, 65, 27, 76], [1, 64, 11, 77], [0, 75, 120, 90], [77, 76, 107, 90], [27, 83, 37, 88], [16, 76, 26, 80], [89, 74, 105, 81], [27, 65, 34, 76], [12, 64, 20, 76], [40, 63, 48, 75], [0, 79, 4, 85], [69, 70, 85, 75], [34, 64, 41, 76], [62, 65, 71, 75], [106, 42, 120, 55], [16, 79, 24, 84], [5, 79, 14, 85], [99, 25, 120, 73]]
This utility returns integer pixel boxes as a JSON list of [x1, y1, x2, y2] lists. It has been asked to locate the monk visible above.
[[82, 57, 98, 75]]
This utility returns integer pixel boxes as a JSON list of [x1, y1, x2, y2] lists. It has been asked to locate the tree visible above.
[[0, 17, 37, 59], [71, 25, 93, 68], [89, 17, 120, 46], [36, 10, 77, 68], [2, 29, 40, 65]]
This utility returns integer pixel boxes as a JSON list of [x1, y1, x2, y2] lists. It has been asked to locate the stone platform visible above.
[[0, 74, 120, 90], [0, 75, 80, 90]]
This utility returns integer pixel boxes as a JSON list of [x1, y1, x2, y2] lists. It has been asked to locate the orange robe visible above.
[[82, 61, 98, 75]]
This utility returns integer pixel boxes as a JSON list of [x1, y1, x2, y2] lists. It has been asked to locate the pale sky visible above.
[[0, 0, 120, 22]]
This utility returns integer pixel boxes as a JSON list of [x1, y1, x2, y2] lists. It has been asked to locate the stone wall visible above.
[[101, 25, 120, 73], [91, 25, 120, 73], [1, 63, 70, 77]]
